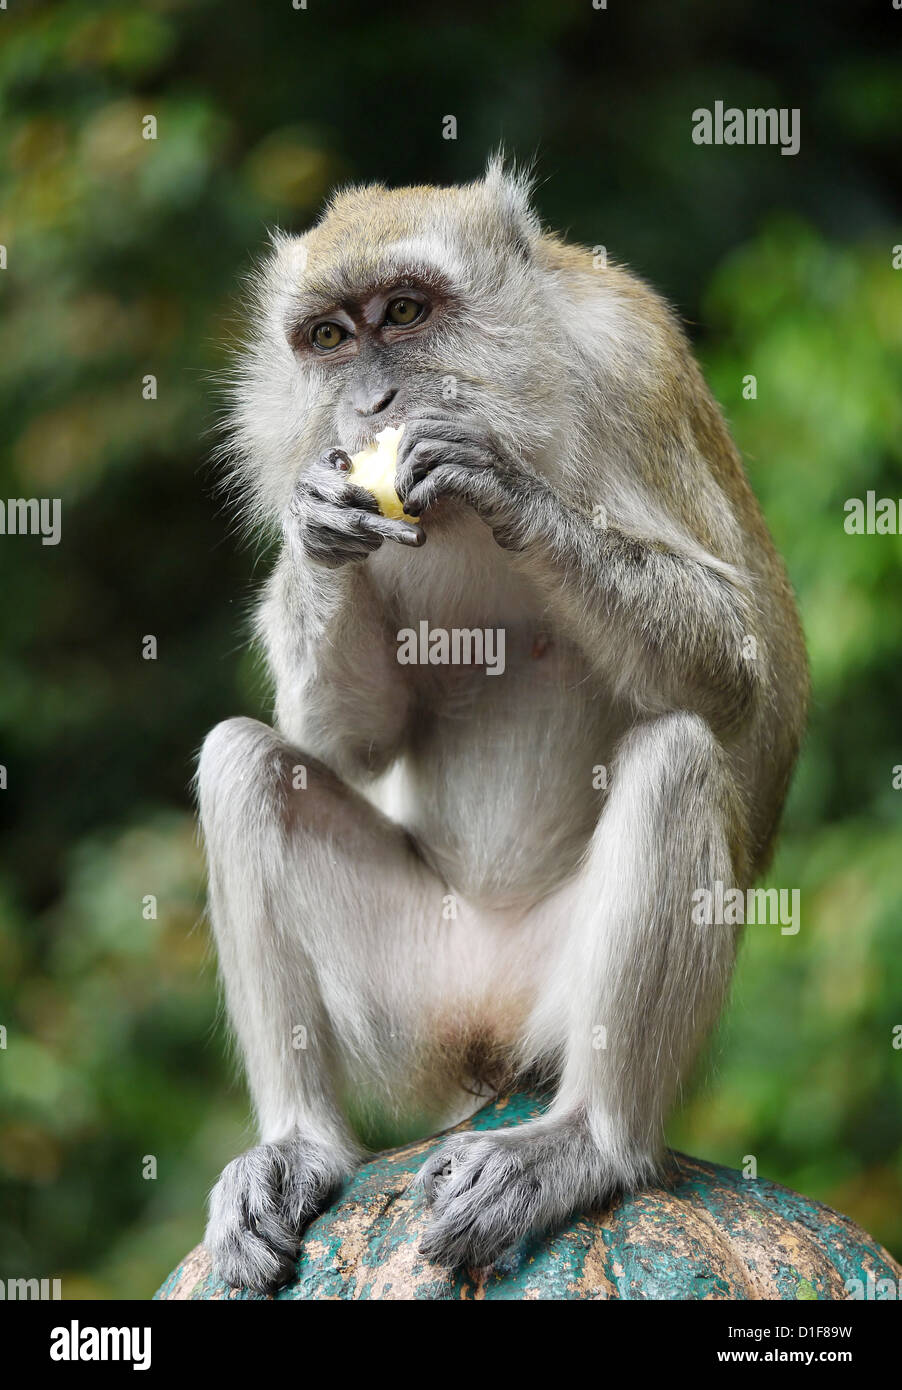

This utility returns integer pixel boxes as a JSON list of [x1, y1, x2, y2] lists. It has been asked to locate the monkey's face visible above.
[[286, 276, 444, 455], [229, 167, 565, 520]]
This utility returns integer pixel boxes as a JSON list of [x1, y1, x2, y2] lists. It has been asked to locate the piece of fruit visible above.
[[347, 425, 418, 523]]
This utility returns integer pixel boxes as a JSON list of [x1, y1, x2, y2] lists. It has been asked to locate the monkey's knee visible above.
[[612, 711, 746, 869], [198, 716, 365, 851], [197, 716, 296, 836], [617, 711, 723, 800]]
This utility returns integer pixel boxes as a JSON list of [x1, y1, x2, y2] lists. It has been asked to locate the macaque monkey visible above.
[[199, 160, 808, 1290]]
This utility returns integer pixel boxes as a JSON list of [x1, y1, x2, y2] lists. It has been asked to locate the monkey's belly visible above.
[[391, 656, 617, 906]]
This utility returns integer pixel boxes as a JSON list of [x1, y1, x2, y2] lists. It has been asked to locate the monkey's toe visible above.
[[418, 1134, 481, 1206]]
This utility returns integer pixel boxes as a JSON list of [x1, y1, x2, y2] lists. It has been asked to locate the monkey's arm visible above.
[[255, 448, 420, 776], [515, 505, 760, 732], [400, 416, 758, 733], [258, 548, 411, 781]]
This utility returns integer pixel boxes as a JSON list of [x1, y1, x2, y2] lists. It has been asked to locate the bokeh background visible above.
[[1, 0, 900, 1298]]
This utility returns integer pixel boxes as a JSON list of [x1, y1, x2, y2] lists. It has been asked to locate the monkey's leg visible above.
[[419, 711, 743, 1269], [198, 716, 447, 1291]]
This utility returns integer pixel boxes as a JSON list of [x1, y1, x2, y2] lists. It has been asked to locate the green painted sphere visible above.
[[156, 1095, 901, 1301]]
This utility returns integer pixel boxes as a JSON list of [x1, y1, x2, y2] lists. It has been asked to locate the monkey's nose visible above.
[[355, 387, 398, 417]]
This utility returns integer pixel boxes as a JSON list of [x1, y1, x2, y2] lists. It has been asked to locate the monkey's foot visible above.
[[417, 1117, 631, 1269], [205, 1134, 341, 1293]]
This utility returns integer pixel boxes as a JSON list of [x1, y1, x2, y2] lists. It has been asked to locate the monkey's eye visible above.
[[385, 297, 423, 327], [311, 322, 346, 351]]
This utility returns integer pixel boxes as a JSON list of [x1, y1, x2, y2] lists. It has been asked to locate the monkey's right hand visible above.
[[287, 448, 425, 569]]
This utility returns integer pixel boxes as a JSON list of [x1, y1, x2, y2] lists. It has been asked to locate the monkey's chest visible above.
[[367, 514, 619, 901]]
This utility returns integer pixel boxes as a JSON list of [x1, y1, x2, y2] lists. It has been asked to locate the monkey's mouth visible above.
[[348, 414, 406, 455]]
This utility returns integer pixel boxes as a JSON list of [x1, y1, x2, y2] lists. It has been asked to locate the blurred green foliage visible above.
[[0, 0, 900, 1297]]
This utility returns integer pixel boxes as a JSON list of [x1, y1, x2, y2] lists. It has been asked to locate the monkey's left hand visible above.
[[396, 408, 542, 549]]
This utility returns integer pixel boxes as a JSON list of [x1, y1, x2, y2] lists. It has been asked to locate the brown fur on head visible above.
[[302, 156, 543, 291]]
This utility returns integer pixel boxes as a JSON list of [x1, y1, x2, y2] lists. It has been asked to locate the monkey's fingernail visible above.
[[325, 448, 351, 471], [397, 526, 426, 547]]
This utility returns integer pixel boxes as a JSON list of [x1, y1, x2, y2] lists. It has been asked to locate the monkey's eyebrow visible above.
[[289, 261, 452, 319]]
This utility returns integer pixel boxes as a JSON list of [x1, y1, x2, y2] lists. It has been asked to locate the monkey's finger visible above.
[[341, 481, 383, 513], [404, 469, 473, 515], [396, 439, 449, 492], [388, 524, 427, 549], [401, 405, 466, 427], [305, 532, 379, 566], [355, 512, 426, 548], [403, 480, 436, 516], [319, 447, 352, 472], [400, 418, 486, 451], [306, 478, 380, 513]]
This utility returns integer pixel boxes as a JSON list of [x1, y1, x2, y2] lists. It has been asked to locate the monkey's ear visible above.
[[483, 154, 541, 258]]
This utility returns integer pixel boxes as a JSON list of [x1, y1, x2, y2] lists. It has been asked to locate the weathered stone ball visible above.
[[156, 1095, 901, 1301]]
